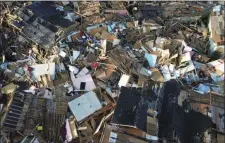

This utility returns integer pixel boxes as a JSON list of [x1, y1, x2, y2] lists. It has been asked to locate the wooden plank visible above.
[[102, 93, 112, 104], [41, 75, 48, 87], [102, 124, 149, 143], [69, 116, 78, 139], [89, 117, 96, 131]]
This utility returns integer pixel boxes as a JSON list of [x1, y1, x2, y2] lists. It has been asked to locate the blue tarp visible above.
[[145, 53, 157, 67]]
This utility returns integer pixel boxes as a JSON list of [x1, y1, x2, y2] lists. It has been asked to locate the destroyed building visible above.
[[0, 1, 224, 143], [111, 87, 158, 139], [8, 2, 79, 49], [208, 5, 225, 58]]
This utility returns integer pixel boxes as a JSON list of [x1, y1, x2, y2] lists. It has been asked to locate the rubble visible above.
[[0, 1, 224, 143]]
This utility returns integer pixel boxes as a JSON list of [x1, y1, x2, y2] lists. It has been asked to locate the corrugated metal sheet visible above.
[[43, 100, 67, 142], [27, 2, 58, 17], [211, 106, 225, 133], [3, 92, 31, 131], [68, 91, 102, 122]]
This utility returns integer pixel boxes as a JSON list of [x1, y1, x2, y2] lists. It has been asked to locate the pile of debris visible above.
[[0, 1, 224, 143]]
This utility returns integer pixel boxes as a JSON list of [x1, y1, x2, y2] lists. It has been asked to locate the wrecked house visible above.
[[101, 124, 154, 143], [157, 80, 212, 143], [0, 1, 224, 143], [77, 1, 104, 25], [208, 5, 225, 58], [111, 86, 160, 141], [8, 2, 78, 49]]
